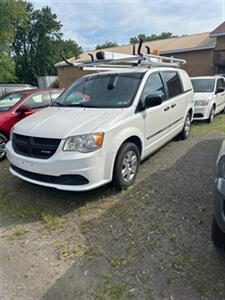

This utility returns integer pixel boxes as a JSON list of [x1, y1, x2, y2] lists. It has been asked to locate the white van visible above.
[[6, 55, 194, 191], [191, 76, 225, 122]]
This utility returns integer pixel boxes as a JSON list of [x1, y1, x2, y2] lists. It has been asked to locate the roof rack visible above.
[[61, 40, 186, 71]]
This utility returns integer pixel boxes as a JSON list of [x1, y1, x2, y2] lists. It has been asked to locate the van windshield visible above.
[[191, 79, 215, 93], [53, 73, 143, 108], [0, 93, 25, 112]]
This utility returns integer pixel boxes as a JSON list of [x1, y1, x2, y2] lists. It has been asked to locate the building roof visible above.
[[210, 21, 225, 37], [55, 32, 216, 68]]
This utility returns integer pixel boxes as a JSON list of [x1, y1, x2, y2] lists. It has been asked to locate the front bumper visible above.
[[6, 141, 114, 191], [193, 106, 211, 120], [214, 178, 225, 233]]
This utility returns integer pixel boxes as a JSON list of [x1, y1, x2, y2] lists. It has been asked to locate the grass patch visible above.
[[192, 280, 206, 297], [11, 225, 29, 239], [0, 188, 42, 219], [41, 212, 65, 231], [192, 114, 225, 135], [58, 240, 87, 260], [93, 282, 134, 300], [110, 256, 135, 268]]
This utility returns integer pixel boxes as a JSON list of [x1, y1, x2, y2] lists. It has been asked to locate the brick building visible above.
[[55, 22, 225, 88]]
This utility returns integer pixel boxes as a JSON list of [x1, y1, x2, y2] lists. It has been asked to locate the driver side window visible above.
[[141, 72, 166, 101]]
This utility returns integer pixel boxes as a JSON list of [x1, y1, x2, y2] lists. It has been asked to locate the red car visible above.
[[0, 89, 63, 160]]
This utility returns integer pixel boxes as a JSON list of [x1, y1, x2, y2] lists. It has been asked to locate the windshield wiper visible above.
[[52, 101, 64, 107], [65, 103, 97, 108]]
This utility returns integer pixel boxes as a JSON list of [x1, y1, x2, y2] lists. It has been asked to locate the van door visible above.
[[140, 72, 171, 155], [162, 71, 187, 132], [215, 78, 225, 113]]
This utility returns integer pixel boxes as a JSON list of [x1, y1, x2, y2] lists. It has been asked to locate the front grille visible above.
[[12, 134, 61, 159], [11, 164, 89, 185]]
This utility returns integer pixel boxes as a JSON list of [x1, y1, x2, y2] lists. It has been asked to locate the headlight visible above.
[[194, 100, 210, 106], [217, 155, 225, 179], [63, 133, 104, 152]]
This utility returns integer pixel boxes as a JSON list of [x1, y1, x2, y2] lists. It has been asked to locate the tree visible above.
[[58, 39, 82, 59], [0, 0, 26, 82], [13, 4, 82, 85], [129, 32, 176, 44], [95, 41, 118, 50]]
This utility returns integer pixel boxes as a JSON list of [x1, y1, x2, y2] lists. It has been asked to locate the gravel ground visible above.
[[0, 115, 225, 300]]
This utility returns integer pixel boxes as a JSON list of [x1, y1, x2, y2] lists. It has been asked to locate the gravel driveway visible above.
[[0, 115, 225, 300]]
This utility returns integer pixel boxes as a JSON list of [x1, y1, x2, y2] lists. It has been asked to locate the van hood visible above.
[[193, 92, 213, 101], [13, 107, 123, 139]]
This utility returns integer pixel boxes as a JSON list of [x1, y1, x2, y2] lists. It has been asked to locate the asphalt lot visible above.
[[0, 115, 225, 300]]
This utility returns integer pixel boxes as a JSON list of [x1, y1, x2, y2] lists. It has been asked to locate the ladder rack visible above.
[[79, 53, 186, 71], [61, 40, 186, 72]]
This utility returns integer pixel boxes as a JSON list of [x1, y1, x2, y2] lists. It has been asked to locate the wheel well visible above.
[[0, 130, 9, 139], [188, 108, 193, 118], [122, 136, 142, 156]]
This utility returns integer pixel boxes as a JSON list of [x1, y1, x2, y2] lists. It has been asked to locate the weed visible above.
[[41, 212, 65, 231]]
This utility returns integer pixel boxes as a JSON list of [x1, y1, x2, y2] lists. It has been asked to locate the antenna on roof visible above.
[[60, 54, 73, 66], [137, 39, 143, 56], [145, 46, 150, 54], [88, 53, 94, 62]]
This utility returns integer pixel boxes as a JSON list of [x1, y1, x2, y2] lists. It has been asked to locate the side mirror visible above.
[[145, 94, 163, 109], [17, 105, 32, 114], [216, 87, 225, 94]]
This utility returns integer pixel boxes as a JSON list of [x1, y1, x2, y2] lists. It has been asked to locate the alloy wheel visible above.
[[121, 150, 138, 183]]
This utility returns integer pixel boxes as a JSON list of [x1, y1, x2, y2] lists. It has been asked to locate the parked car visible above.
[[191, 76, 225, 122], [0, 84, 37, 97], [0, 89, 63, 160], [212, 141, 225, 250], [6, 67, 194, 191]]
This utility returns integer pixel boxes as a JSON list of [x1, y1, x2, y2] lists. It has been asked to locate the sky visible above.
[[31, 0, 225, 51]]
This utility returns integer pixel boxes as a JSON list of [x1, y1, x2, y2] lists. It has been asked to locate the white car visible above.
[[6, 67, 194, 191], [191, 76, 225, 122]]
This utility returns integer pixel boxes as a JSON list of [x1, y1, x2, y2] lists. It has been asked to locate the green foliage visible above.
[[12, 3, 82, 85], [130, 32, 176, 44], [59, 39, 82, 59], [0, 0, 27, 82], [95, 41, 118, 50]]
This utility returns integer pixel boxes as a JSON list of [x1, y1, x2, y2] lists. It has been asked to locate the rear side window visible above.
[[163, 72, 183, 98], [141, 72, 166, 101]]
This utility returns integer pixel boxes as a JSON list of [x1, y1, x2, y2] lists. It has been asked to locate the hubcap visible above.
[[121, 150, 138, 183], [0, 137, 6, 159], [184, 115, 191, 136]]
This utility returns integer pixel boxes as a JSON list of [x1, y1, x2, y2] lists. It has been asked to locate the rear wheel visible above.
[[112, 142, 140, 189], [208, 106, 215, 123], [179, 112, 191, 140], [0, 133, 8, 161], [212, 216, 225, 250]]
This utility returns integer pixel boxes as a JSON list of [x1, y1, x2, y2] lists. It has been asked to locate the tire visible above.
[[179, 112, 191, 140], [112, 142, 140, 189], [208, 106, 215, 123], [212, 216, 225, 250], [0, 133, 8, 161]]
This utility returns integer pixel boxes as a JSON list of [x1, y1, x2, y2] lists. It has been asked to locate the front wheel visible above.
[[0, 133, 8, 161], [179, 112, 191, 140], [112, 142, 140, 189], [212, 216, 225, 250], [208, 106, 215, 123]]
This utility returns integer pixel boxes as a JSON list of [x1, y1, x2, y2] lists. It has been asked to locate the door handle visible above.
[[171, 104, 176, 108], [164, 107, 170, 111]]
